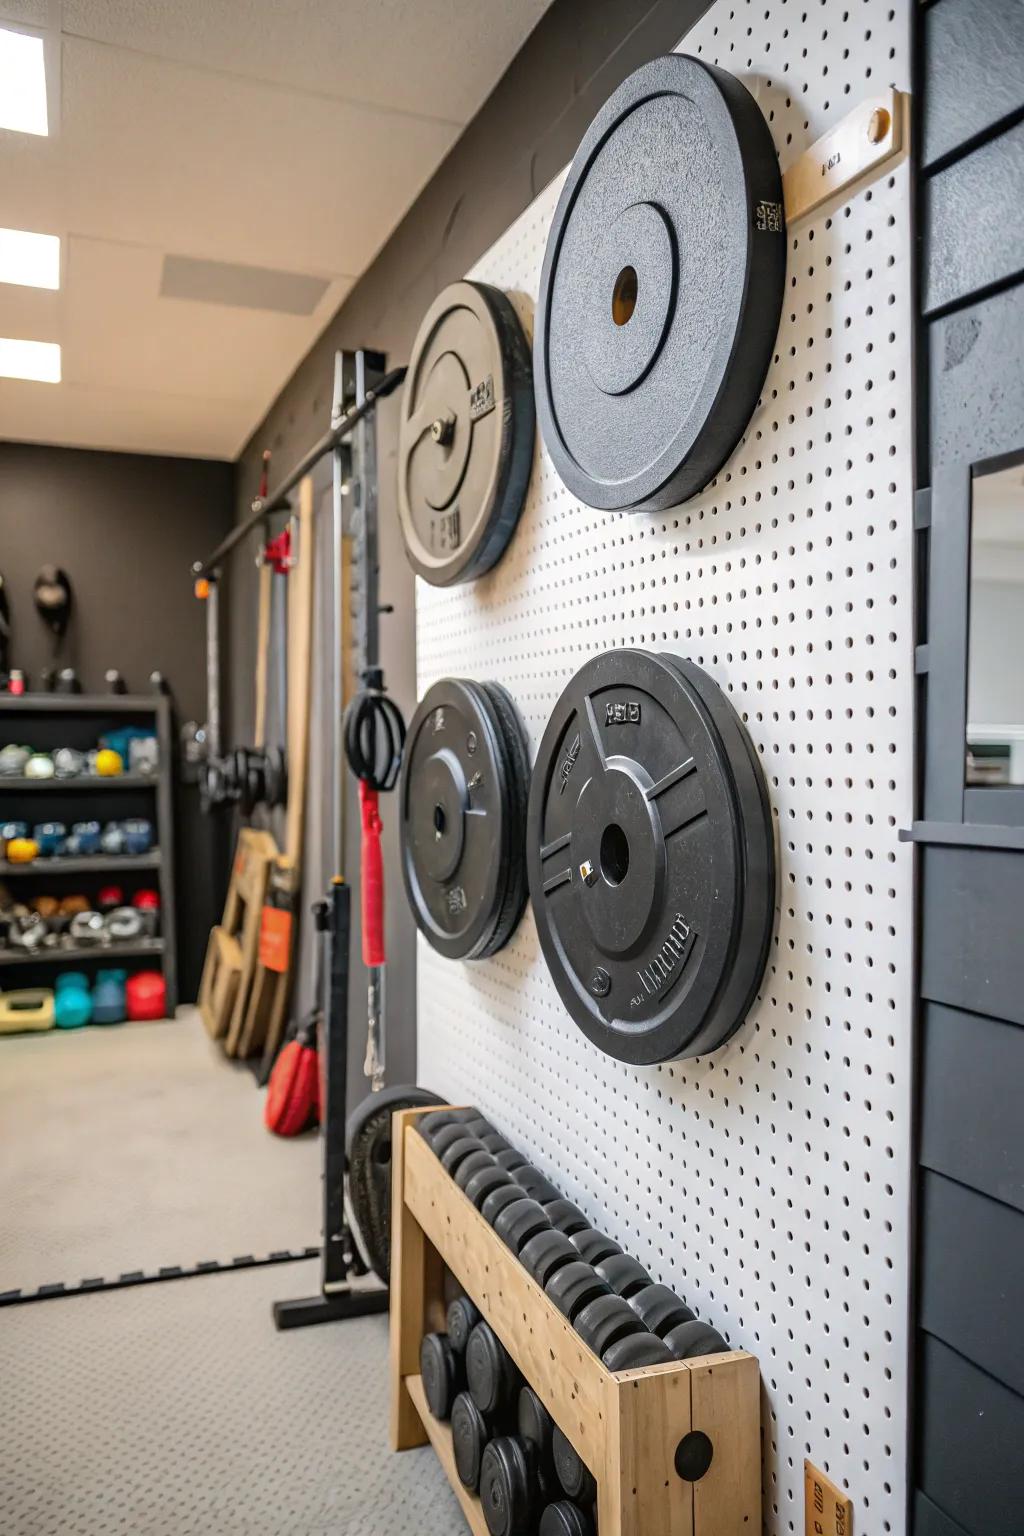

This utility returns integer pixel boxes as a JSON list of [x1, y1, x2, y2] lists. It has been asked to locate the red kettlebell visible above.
[[126, 970, 166, 1021]]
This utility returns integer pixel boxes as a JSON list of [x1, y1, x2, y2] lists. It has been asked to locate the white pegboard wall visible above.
[[415, 5, 913, 1534]]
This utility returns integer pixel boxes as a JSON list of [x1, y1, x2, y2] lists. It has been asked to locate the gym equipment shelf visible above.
[[389, 1107, 760, 1536], [0, 939, 164, 968], [0, 692, 177, 1011]]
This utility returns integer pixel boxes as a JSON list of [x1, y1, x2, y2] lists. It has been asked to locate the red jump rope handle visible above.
[[359, 780, 386, 967]]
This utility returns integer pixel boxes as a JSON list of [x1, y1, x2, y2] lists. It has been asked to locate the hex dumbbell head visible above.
[[465, 1163, 516, 1210], [454, 1149, 498, 1192], [493, 1197, 552, 1255], [574, 1292, 648, 1358], [482, 1131, 513, 1155], [465, 1116, 495, 1139], [479, 1436, 540, 1536], [551, 1425, 597, 1504], [482, 1182, 528, 1227], [545, 1261, 612, 1323], [495, 1147, 529, 1172], [663, 1319, 730, 1360], [539, 1502, 595, 1536], [420, 1332, 462, 1420], [568, 1228, 623, 1266], [452, 1390, 490, 1492], [466, 1320, 520, 1417], [418, 1107, 476, 1145], [627, 1283, 696, 1337], [543, 1198, 589, 1236], [517, 1385, 554, 1468], [601, 1331, 676, 1371], [440, 1135, 488, 1176], [520, 1228, 579, 1289], [512, 1165, 562, 1205], [446, 1295, 482, 1355], [594, 1253, 652, 1299]]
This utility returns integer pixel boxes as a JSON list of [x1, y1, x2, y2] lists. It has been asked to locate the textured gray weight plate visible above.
[[346, 1085, 444, 1284], [400, 677, 530, 961], [534, 53, 785, 513], [526, 648, 775, 1065], [398, 280, 535, 585]]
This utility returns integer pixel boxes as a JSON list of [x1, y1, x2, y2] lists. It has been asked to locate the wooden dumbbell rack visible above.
[[389, 1108, 761, 1536]]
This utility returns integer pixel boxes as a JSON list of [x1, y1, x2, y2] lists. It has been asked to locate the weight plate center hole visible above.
[[600, 821, 630, 885], [611, 264, 638, 327], [433, 803, 447, 839]]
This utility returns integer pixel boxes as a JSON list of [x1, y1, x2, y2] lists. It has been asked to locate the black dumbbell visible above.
[[568, 1229, 622, 1266], [420, 1332, 462, 1420], [427, 1121, 475, 1158], [451, 1390, 490, 1492], [466, 1163, 516, 1211], [415, 1109, 463, 1145], [440, 1135, 488, 1176], [482, 1131, 513, 1154], [602, 1332, 676, 1370], [574, 1292, 649, 1358], [539, 1502, 595, 1536], [482, 1183, 528, 1227], [495, 1147, 529, 1173], [454, 1149, 498, 1192], [446, 1295, 481, 1355], [551, 1425, 597, 1505], [543, 1198, 589, 1236], [517, 1385, 554, 1471], [465, 1116, 495, 1139], [663, 1319, 730, 1360], [545, 1262, 612, 1324], [466, 1320, 520, 1418], [512, 1165, 562, 1205], [479, 1436, 542, 1536], [594, 1254, 652, 1300], [520, 1229, 579, 1288], [493, 1197, 552, 1255], [627, 1283, 696, 1337]]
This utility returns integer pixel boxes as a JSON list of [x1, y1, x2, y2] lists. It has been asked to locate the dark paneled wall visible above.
[[0, 442, 235, 1000], [226, 0, 703, 1101]]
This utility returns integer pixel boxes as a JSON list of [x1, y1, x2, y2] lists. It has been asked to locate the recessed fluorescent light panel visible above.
[[0, 338, 61, 383], [0, 228, 60, 289], [0, 27, 48, 136]]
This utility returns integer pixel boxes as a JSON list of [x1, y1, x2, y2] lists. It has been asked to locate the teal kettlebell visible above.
[[92, 968, 127, 1025], [55, 971, 93, 1029]]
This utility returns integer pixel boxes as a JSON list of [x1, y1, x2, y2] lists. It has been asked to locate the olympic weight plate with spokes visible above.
[[534, 53, 785, 513], [526, 649, 775, 1064], [398, 281, 535, 585], [400, 678, 530, 960]]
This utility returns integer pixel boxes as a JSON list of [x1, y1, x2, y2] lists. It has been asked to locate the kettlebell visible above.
[[68, 820, 102, 856], [6, 837, 39, 864], [92, 969, 127, 1025], [55, 972, 92, 1029], [0, 744, 30, 776], [126, 970, 165, 1021], [54, 747, 86, 779], [106, 907, 144, 941], [121, 818, 153, 855], [132, 888, 161, 937], [33, 822, 67, 857], [100, 823, 126, 855], [24, 753, 55, 779], [95, 749, 123, 778]]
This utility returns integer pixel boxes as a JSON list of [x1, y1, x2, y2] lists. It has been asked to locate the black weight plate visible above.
[[398, 280, 535, 586], [465, 1163, 515, 1211], [602, 1332, 676, 1371], [511, 1166, 562, 1205], [533, 53, 785, 513], [440, 1135, 488, 1176], [455, 1149, 498, 1192], [517, 1386, 554, 1465], [466, 1321, 520, 1417], [479, 1436, 539, 1536], [495, 1148, 529, 1173], [545, 1261, 612, 1323], [420, 1332, 461, 1420], [594, 1254, 652, 1300], [447, 1296, 482, 1355], [540, 1502, 595, 1536], [493, 1197, 552, 1255], [543, 1199, 589, 1236], [520, 1228, 579, 1288], [483, 1183, 528, 1226], [346, 1085, 445, 1284], [551, 1426, 597, 1505], [568, 1229, 622, 1266], [664, 1319, 730, 1360], [527, 648, 775, 1065], [400, 678, 530, 961], [452, 1390, 489, 1492], [574, 1292, 648, 1357], [627, 1283, 696, 1337]]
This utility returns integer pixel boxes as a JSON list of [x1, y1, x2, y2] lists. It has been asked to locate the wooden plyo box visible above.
[[389, 1108, 761, 1536]]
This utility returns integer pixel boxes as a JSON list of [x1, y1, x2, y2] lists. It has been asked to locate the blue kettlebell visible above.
[[33, 821, 67, 857], [70, 820, 102, 855], [121, 818, 154, 855], [55, 971, 93, 1029], [92, 969, 128, 1025]]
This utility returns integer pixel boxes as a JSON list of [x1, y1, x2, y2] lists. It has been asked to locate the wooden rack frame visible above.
[[389, 1108, 761, 1536]]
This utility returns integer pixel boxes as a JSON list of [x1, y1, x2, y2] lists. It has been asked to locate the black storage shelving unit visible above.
[[0, 693, 177, 1013]]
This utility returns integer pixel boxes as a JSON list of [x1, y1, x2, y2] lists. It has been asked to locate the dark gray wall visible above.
[[0, 442, 235, 1000], [226, 0, 701, 1103]]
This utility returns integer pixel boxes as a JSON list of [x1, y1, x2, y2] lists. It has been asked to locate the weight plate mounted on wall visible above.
[[400, 677, 530, 960], [533, 54, 786, 513], [526, 649, 775, 1064], [398, 281, 535, 586]]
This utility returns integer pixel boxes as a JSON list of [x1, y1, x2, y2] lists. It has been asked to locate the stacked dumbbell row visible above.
[[417, 1108, 729, 1373], [420, 1300, 597, 1536]]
